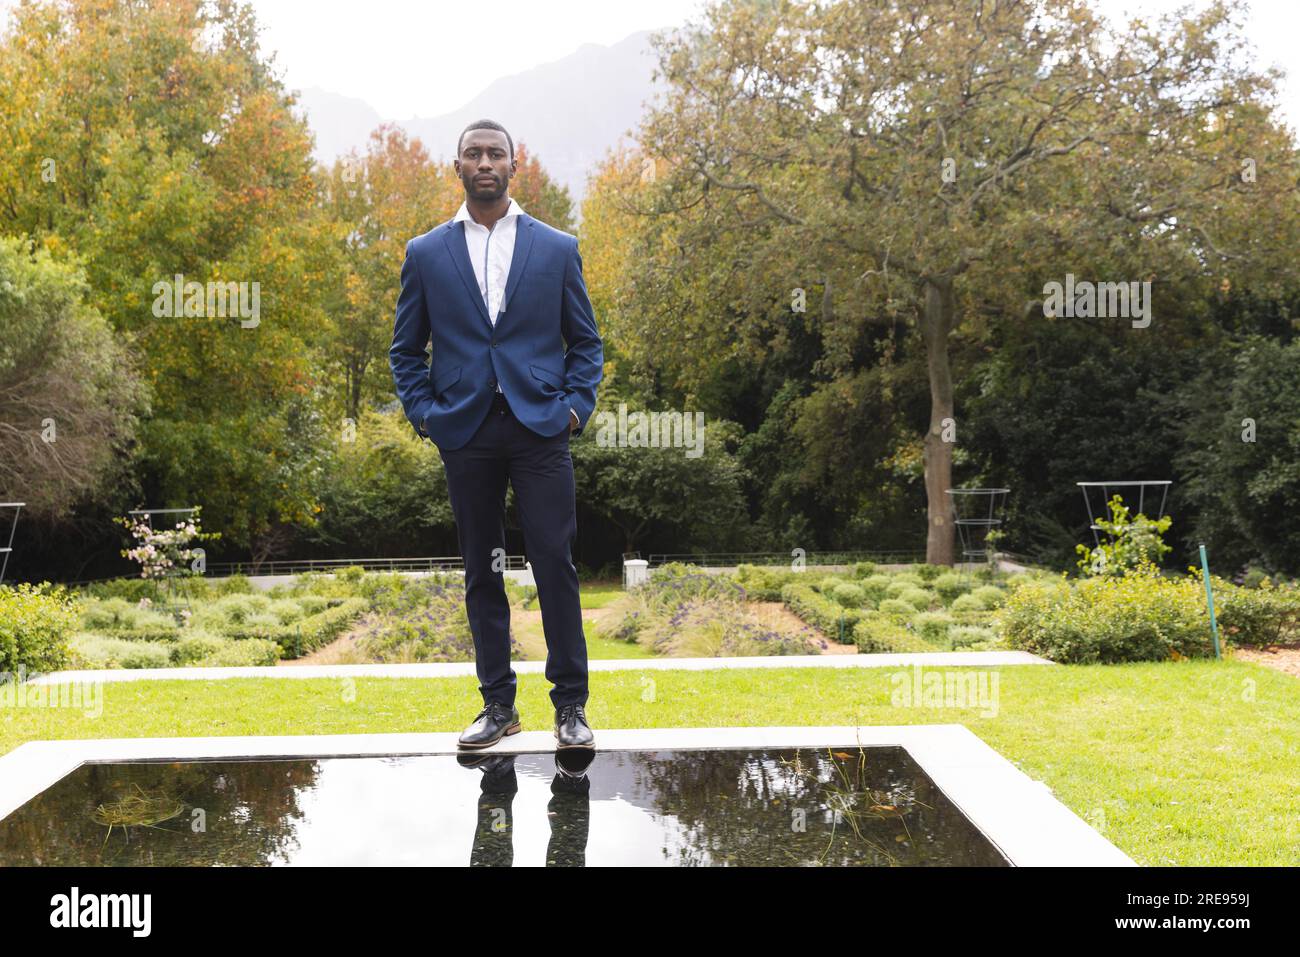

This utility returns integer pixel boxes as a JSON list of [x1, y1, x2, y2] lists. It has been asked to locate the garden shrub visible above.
[[878, 597, 918, 616], [780, 582, 863, 643], [735, 564, 801, 601], [852, 614, 935, 653], [884, 580, 917, 600], [971, 585, 1007, 609], [914, 611, 955, 644], [353, 587, 484, 663], [242, 612, 282, 633], [294, 595, 331, 616], [933, 572, 972, 603], [209, 574, 255, 596], [1075, 495, 1172, 576], [1214, 581, 1300, 645], [172, 633, 232, 665], [68, 634, 171, 669], [899, 587, 936, 610], [641, 598, 809, 657], [642, 563, 748, 611], [606, 610, 645, 643], [950, 593, 985, 613], [354, 572, 450, 612], [200, 593, 273, 626], [997, 567, 1215, 663], [0, 583, 77, 673], [78, 597, 180, 641], [829, 582, 867, 609], [264, 598, 370, 657], [337, 565, 366, 584], [851, 561, 877, 579], [265, 598, 308, 623], [81, 578, 165, 602], [858, 575, 893, 605], [949, 625, 998, 649], [911, 564, 947, 583], [194, 638, 280, 667]]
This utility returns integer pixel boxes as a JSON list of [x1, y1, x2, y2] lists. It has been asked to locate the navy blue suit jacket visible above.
[[389, 212, 604, 450]]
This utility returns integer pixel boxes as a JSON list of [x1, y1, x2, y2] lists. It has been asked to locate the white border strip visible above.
[[0, 724, 1130, 867], [24, 651, 1052, 685]]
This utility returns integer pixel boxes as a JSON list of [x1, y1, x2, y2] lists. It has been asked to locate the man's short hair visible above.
[[457, 119, 514, 160]]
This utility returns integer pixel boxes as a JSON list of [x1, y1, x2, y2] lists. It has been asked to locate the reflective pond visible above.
[[0, 746, 1008, 866]]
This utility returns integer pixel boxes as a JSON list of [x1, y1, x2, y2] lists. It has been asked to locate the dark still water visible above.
[[0, 747, 1007, 866]]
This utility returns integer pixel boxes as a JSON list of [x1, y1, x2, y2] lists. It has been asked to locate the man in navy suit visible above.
[[389, 119, 603, 751]]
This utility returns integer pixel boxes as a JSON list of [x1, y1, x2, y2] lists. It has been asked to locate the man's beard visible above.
[[466, 174, 505, 200]]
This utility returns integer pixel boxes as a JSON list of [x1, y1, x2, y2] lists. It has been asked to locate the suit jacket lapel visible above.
[[497, 214, 535, 332], [443, 220, 493, 332]]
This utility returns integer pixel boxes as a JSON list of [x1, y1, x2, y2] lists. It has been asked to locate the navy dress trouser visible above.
[[438, 391, 588, 710]]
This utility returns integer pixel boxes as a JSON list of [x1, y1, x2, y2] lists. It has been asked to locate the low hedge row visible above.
[[69, 633, 281, 669], [851, 614, 937, 653], [222, 597, 370, 656], [779, 582, 863, 644]]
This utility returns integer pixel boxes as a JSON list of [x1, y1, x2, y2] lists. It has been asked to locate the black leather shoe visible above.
[[458, 702, 521, 749], [554, 703, 595, 750]]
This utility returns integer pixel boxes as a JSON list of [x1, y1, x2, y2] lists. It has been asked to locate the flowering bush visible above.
[[639, 597, 810, 657], [113, 507, 219, 580]]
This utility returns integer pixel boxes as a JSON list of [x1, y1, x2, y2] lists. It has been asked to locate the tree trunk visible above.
[[920, 277, 957, 566]]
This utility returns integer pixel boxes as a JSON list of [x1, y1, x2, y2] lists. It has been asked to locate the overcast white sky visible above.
[[1, 0, 1297, 128]]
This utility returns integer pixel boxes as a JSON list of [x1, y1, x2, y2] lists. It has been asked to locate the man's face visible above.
[[455, 129, 513, 200]]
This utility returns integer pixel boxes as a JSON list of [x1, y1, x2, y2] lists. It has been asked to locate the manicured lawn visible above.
[[2, 658, 1296, 865], [578, 582, 626, 609], [581, 634, 657, 658]]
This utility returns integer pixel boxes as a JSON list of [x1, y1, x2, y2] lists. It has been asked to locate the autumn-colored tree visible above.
[[0, 0, 334, 552], [316, 125, 453, 420], [504, 141, 577, 233]]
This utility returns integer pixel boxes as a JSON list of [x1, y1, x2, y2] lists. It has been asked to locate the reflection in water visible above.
[[0, 747, 1007, 866]]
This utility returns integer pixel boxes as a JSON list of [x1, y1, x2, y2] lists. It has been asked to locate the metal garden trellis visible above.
[[945, 487, 1010, 569], [0, 502, 24, 585], [1076, 480, 1171, 549]]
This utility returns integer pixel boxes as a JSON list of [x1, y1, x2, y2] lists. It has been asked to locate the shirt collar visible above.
[[454, 197, 525, 227]]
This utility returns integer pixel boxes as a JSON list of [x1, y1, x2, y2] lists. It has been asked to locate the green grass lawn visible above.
[[582, 633, 658, 658], [578, 582, 627, 609], [2, 658, 1296, 865]]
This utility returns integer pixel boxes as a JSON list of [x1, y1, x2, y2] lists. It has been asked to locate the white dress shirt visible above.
[[452, 198, 578, 428]]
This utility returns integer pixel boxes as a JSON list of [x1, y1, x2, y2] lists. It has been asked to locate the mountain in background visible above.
[[290, 29, 670, 216]]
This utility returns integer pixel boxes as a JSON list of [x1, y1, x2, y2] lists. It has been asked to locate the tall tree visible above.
[[0, 0, 333, 553], [0, 236, 147, 517], [622, 0, 1300, 562], [317, 125, 450, 421]]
